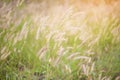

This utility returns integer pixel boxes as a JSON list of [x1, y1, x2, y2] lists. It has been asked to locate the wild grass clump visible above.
[[0, 0, 120, 80]]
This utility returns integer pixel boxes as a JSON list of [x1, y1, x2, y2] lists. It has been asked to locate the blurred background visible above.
[[0, 0, 120, 80]]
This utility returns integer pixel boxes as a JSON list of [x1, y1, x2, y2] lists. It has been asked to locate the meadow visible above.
[[0, 0, 120, 80]]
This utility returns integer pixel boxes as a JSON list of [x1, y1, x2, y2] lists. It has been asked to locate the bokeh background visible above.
[[0, 0, 120, 80]]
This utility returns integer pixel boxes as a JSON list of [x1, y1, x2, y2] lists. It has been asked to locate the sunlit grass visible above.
[[0, 0, 120, 80]]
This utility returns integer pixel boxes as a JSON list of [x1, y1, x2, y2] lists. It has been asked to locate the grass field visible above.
[[0, 0, 120, 80]]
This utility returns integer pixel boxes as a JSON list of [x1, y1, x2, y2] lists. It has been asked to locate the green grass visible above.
[[0, 1, 120, 80]]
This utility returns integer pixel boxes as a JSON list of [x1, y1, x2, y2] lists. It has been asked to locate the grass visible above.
[[0, 0, 120, 80]]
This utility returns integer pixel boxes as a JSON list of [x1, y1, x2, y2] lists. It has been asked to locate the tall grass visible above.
[[0, 0, 120, 80]]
